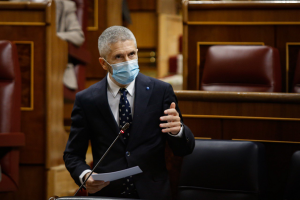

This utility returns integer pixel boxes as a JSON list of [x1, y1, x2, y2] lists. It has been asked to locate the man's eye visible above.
[[115, 55, 121, 59]]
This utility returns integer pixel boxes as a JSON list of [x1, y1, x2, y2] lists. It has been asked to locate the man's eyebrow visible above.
[[113, 53, 123, 57]]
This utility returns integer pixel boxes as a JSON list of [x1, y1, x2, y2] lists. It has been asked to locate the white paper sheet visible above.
[[92, 166, 143, 182]]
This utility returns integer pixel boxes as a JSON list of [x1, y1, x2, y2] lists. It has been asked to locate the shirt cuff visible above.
[[79, 169, 92, 185], [168, 124, 184, 138]]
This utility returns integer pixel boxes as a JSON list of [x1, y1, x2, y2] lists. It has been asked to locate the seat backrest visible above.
[[177, 140, 267, 200], [0, 40, 22, 192], [292, 51, 300, 93], [0, 40, 21, 133], [285, 151, 300, 200], [201, 45, 282, 92]]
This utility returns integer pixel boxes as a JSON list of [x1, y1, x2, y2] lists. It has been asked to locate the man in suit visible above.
[[63, 26, 195, 199]]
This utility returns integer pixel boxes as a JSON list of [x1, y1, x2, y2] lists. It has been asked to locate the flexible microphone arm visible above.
[[74, 123, 130, 196]]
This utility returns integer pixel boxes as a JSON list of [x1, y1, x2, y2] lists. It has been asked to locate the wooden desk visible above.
[[0, 1, 68, 199], [183, 1, 300, 92], [168, 90, 300, 200]]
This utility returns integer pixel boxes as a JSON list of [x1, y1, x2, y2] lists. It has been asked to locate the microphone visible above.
[[74, 123, 130, 196]]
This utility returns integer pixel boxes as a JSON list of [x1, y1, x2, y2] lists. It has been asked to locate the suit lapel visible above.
[[128, 73, 153, 145], [92, 76, 125, 144]]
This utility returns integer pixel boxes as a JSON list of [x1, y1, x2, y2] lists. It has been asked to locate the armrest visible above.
[[0, 132, 25, 147]]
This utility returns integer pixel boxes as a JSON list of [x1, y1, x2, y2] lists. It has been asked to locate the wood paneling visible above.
[[127, 12, 158, 48], [183, 1, 300, 91], [286, 44, 300, 92], [0, 165, 46, 200], [47, 149, 93, 198], [187, 2, 300, 10], [127, 0, 180, 78], [276, 26, 300, 92], [179, 101, 300, 119], [86, 79, 101, 88], [16, 165, 46, 200], [107, 0, 122, 27], [183, 118, 222, 139], [86, 0, 107, 79], [0, 10, 45, 24], [224, 120, 300, 142], [188, 9, 300, 23], [87, 0, 96, 29], [45, 0, 69, 168], [15, 43, 33, 109], [157, 14, 182, 78], [157, 0, 177, 15], [64, 102, 74, 120], [47, 165, 78, 198], [127, 0, 156, 11]]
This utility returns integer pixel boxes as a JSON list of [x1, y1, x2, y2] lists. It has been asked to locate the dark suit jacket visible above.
[[63, 73, 195, 199]]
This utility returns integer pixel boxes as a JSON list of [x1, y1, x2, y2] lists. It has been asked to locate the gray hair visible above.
[[98, 26, 137, 58]]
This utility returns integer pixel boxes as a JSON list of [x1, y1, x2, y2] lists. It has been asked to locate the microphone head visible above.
[[122, 123, 130, 131]]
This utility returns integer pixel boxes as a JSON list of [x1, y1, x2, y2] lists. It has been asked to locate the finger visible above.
[[87, 181, 110, 193], [87, 185, 103, 191], [164, 108, 179, 116], [100, 181, 110, 189], [164, 102, 178, 115], [160, 121, 181, 128], [170, 102, 176, 109], [86, 176, 104, 184], [84, 172, 97, 182], [93, 182, 110, 191], [87, 181, 108, 189], [87, 180, 106, 186], [160, 115, 180, 122], [161, 126, 181, 133]]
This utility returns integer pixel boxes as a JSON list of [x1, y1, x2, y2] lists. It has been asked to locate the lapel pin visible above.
[[146, 87, 150, 90]]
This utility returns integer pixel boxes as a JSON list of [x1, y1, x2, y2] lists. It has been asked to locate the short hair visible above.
[[98, 26, 137, 58]]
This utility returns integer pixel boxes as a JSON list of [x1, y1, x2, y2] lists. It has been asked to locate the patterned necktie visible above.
[[119, 88, 132, 143], [119, 88, 137, 198]]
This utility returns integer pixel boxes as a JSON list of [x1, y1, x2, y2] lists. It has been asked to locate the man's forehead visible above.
[[109, 40, 136, 54]]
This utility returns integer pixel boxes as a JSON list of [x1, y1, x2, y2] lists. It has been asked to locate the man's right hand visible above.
[[84, 172, 110, 194]]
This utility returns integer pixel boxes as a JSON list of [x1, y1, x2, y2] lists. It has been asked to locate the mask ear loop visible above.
[[101, 57, 113, 67], [101, 57, 115, 77]]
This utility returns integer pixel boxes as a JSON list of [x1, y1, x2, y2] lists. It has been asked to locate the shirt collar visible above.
[[107, 73, 135, 98]]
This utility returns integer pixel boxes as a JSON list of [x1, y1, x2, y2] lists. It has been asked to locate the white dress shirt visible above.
[[79, 74, 183, 184]]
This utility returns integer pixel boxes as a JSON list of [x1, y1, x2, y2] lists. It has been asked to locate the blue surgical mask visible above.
[[103, 59, 140, 85]]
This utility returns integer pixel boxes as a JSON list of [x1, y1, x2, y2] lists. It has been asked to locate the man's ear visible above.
[[99, 57, 108, 70]]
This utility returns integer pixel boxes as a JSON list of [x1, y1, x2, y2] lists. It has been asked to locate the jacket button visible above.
[[186, 137, 189, 142], [126, 151, 130, 156]]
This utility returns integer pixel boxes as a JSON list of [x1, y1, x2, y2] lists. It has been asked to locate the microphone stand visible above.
[[74, 123, 130, 196]]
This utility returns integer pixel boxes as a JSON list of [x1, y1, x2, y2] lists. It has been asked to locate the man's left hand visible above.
[[160, 102, 181, 135]]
